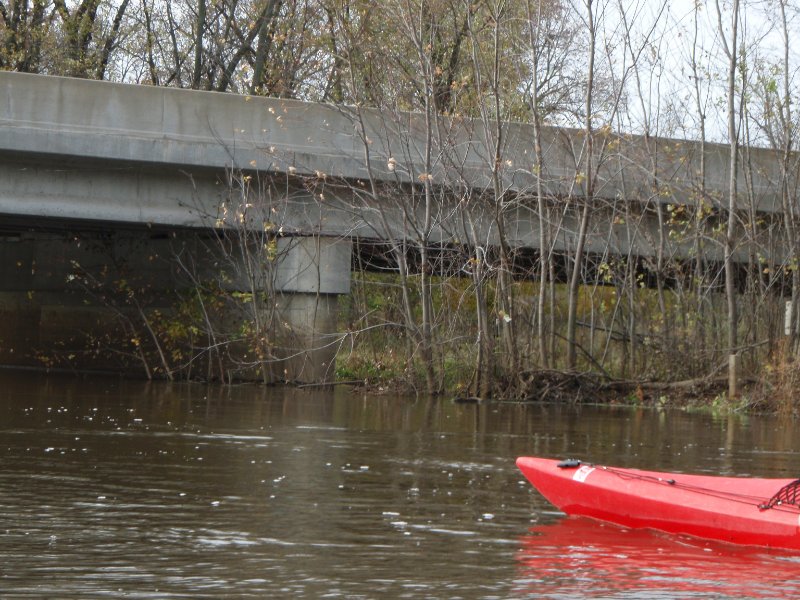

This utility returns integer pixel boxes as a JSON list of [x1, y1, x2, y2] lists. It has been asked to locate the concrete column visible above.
[[187, 233, 352, 384], [272, 236, 351, 384]]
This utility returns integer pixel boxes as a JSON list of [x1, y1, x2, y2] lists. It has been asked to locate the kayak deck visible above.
[[517, 456, 800, 549]]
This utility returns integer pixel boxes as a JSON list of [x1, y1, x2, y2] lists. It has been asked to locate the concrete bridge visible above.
[[0, 71, 790, 381]]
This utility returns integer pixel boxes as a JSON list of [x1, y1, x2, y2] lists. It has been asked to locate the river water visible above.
[[1, 372, 800, 599]]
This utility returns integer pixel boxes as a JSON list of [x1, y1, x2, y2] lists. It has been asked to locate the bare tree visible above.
[[715, 0, 742, 396]]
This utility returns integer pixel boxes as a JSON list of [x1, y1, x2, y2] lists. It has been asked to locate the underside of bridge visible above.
[[0, 220, 350, 383], [0, 209, 784, 383]]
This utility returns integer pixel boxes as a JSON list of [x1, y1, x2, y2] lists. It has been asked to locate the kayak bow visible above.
[[517, 456, 800, 549]]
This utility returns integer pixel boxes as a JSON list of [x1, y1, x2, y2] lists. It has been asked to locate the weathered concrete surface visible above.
[[0, 70, 788, 227], [0, 70, 790, 269], [275, 237, 351, 295]]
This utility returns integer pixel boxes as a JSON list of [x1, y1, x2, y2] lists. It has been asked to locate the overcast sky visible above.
[[588, 0, 799, 145]]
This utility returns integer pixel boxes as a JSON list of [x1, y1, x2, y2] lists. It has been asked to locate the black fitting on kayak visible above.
[[557, 459, 582, 469], [760, 478, 800, 510]]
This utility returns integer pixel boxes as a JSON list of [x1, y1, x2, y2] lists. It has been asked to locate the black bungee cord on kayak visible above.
[[557, 458, 800, 512]]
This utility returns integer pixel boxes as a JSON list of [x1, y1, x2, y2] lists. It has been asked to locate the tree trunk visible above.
[[566, 0, 596, 371], [721, 0, 740, 397]]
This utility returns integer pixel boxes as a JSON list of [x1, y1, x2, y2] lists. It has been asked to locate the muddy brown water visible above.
[[1, 371, 799, 598]]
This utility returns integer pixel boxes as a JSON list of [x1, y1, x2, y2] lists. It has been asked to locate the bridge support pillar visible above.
[[271, 235, 351, 384]]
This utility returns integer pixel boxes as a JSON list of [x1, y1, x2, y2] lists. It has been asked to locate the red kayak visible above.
[[516, 456, 800, 549]]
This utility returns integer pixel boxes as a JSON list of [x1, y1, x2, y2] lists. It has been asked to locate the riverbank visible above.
[[335, 341, 799, 416], [332, 271, 800, 415]]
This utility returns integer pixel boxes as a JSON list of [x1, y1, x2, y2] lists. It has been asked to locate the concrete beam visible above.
[[0, 71, 788, 225]]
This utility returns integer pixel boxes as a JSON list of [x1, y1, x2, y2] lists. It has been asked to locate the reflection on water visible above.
[[1, 371, 800, 598], [516, 517, 800, 599]]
